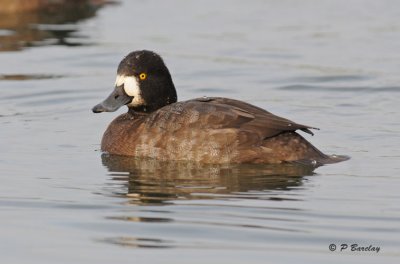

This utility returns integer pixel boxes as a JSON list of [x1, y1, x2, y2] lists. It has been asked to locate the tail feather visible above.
[[262, 132, 349, 166], [293, 154, 350, 167]]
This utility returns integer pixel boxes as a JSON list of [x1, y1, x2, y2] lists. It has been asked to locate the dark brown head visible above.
[[92, 50, 177, 113]]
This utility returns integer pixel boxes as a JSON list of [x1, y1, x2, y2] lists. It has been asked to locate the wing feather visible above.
[[143, 97, 318, 140], [193, 97, 318, 138]]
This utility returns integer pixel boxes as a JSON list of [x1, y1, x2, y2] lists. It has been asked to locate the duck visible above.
[[92, 50, 348, 165]]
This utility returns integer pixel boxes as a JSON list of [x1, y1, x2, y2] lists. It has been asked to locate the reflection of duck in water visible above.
[[102, 154, 315, 203], [0, 0, 111, 51], [93, 50, 349, 165]]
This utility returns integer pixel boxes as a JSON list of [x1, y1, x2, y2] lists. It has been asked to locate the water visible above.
[[1, 0, 399, 263]]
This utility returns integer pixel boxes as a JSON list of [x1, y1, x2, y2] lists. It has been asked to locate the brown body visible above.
[[101, 97, 336, 164]]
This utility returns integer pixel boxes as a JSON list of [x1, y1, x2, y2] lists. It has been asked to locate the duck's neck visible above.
[[128, 105, 152, 114], [128, 95, 177, 114]]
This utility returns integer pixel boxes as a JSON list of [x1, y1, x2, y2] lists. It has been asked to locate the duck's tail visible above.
[[293, 154, 350, 167], [262, 131, 350, 167]]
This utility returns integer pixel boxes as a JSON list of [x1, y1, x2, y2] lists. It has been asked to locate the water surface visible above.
[[1, 0, 399, 263]]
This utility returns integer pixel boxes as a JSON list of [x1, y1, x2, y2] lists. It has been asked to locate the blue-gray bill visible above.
[[92, 85, 132, 113]]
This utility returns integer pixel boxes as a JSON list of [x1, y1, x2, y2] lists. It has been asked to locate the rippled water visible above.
[[1, 0, 399, 263]]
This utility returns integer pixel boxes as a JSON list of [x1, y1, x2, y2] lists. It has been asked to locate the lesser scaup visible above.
[[92, 50, 348, 165]]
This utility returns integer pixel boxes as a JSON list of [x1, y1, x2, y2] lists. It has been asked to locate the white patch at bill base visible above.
[[114, 74, 145, 106]]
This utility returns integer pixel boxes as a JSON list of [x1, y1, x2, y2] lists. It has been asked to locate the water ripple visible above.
[[0, 74, 64, 81], [279, 85, 400, 93]]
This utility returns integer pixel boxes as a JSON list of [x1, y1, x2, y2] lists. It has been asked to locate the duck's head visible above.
[[92, 50, 177, 114]]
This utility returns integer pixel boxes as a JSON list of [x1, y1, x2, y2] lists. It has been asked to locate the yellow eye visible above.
[[139, 73, 147, 80]]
